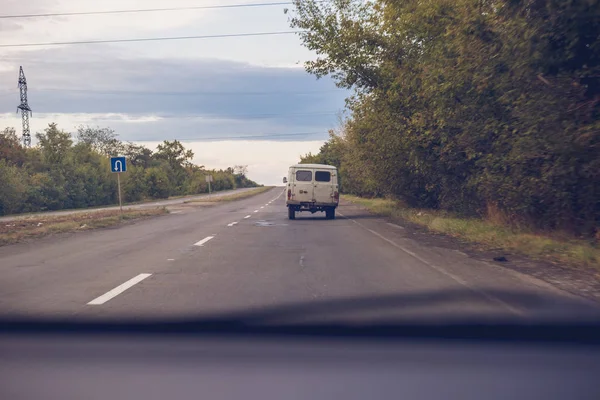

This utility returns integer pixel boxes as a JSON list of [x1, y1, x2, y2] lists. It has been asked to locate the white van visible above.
[[284, 163, 339, 220]]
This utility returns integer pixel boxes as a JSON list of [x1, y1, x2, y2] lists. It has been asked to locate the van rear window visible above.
[[315, 171, 331, 182], [296, 170, 312, 181]]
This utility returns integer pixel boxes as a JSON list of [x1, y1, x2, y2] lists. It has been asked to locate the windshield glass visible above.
[[315, 171, 331, 182], [296, 170, 313, 182], [0, 0, 598, 328]]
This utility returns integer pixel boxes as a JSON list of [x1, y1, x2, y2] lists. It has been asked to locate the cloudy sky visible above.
[[0, 0, 348, 184]]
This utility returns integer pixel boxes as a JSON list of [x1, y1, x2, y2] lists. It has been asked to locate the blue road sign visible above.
[[110, 157, 127, 173]]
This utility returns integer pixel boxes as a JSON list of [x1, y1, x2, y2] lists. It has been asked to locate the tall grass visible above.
[[344, 195, 600, 269]]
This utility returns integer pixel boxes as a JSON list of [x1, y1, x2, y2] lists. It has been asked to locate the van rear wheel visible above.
[[325, 207, 335, 220], [288, 207, 296, 220]]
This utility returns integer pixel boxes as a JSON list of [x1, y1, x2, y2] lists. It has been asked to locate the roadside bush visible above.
[[144, 167, 171, 199], [0, 124, 261, 215]]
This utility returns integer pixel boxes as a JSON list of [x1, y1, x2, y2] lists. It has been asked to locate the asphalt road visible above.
[[0, 187, 596, 321]]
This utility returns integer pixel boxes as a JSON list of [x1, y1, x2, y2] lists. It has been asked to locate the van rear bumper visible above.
[[287, 201, 338, 210]]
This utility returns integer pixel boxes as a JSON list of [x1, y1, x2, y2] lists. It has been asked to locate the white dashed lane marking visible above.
[[194, 236, 215, 247], [88, 274, 152, 305]]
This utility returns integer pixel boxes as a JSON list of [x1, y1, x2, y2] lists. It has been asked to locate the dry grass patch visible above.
[[0, 208, 167, 246]]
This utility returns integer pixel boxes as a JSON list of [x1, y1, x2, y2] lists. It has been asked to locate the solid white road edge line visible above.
[[194, 236, 215, 246], [337, 211, 523, 316], [386, 222, 405, 229], [88, 273, 152, 305], [227, 222, 238, 227]]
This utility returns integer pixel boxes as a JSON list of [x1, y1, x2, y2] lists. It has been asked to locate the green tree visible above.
[[123, 142, 153, 168], [155, 140, 194, 168], [184, 168, 209, 195], [76, 125, 123, 157], [0, 159, 27, 215], [123, 166, 148, 202], [36, 123, 73, 165], [289, 0, 600, 234], [0, 127, 27, 167], [1, 122, 261, 215], [66, 144, 116, 207], [155, 140, 194, 194], [145, 167, 171, 199]]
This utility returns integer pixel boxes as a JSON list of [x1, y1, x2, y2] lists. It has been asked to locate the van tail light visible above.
[[333, 191, 339, 200], [287, 189, 292, 200]]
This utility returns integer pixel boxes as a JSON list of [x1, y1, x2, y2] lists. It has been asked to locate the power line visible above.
[[0, 111, 338, 119], [173, 132, 325, 141], [174, 111, 339, 118], [31, 88, 341, 96], [130, 111, 339, 120], [0, 108, 340, 119], [0, 31, 299, 48], [0, 2, 293, 19]]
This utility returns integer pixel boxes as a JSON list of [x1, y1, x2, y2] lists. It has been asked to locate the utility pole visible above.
[[17, 66, 32, 147]]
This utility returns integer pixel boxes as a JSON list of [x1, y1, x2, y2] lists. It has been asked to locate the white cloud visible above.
[[0, 110, 336, 143], [0, 110, 327, 185], [0, 112, 101, 133], [0, 1, 340, 186], [2, 0, 209, 42], [138, 139, 325, 186], [0, 0, 311, 66], [0, 56, 346, 118]]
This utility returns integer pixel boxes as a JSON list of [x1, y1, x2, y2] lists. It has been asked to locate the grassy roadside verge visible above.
[[0, 188, 257, 221], [0, 208, 167, 246], [343, 195, 600, 269], [184, 186, 274, 204]]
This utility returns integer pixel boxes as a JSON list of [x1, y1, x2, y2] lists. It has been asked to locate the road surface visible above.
[[0, 187, 596, 321], [0, 187, 258, 222]]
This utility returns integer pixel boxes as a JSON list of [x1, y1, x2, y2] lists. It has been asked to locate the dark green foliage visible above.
[[292, 0, 600, 236], [0, 159, 27, 215], [0, 124, 260, 216], [76, 126, 123, 157], [144, 167, 171, 199], [123, 166, 148, 202]]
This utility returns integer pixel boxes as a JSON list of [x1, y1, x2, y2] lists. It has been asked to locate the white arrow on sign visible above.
[[114, 160, 123, 172]]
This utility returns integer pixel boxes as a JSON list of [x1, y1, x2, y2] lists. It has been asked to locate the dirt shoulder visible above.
[[342, 196, 600, 302], [0, 187, 274, 247], [0, 208, 167, 247]]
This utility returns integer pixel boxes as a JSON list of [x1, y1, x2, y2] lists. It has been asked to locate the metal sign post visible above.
[[205, 175, 213, 199], [117, 172, 123, 215], [110, 157, 127, 217]]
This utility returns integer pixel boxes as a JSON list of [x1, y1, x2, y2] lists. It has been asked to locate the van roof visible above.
[[290, 163, 337, 170]]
